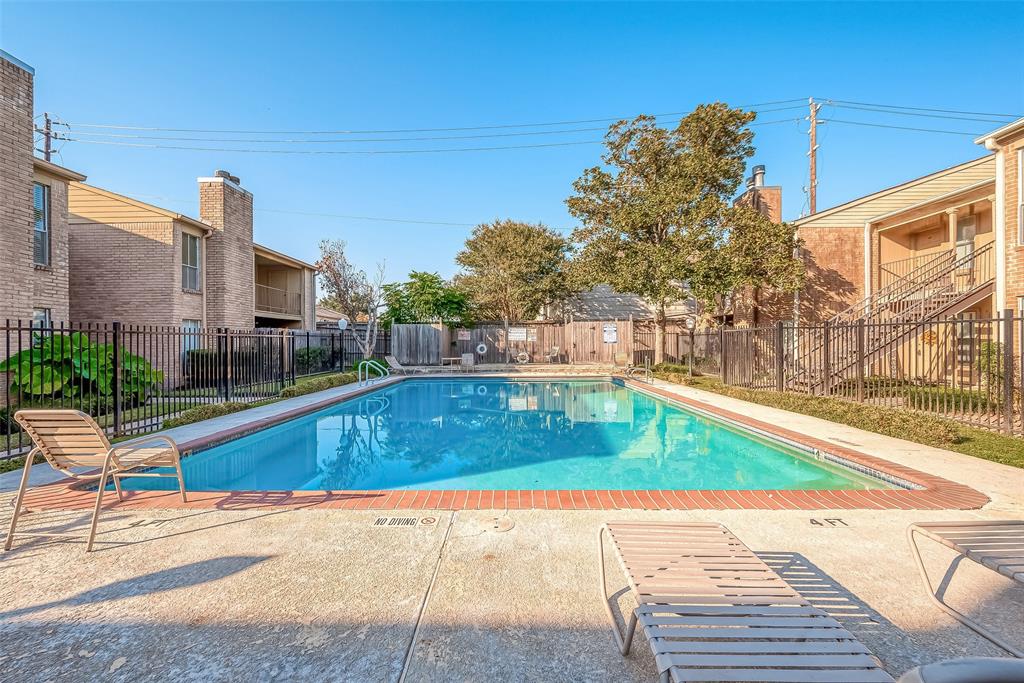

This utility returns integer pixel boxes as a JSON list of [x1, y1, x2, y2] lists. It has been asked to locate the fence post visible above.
[[1003, 309, 1013, 434], [856, 319, 866, 402], [774, 321, 785, 391], [289, 330, 296, 385], [279, 331, 286, 391], [688, 328, 694, 377], [719, 326, 727, 384], [822, 320, 832, 396], [305, 330, 311, 375], [111, 321, 122, 436], [224, 329, 233, 402]]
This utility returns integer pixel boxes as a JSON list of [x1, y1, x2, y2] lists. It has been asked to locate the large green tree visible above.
[[455, 219, 571, 322], [381, 271, 472, 327], [566, 104, 803, 361]]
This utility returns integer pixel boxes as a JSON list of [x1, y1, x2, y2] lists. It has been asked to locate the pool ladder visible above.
[[625, 358, 653, 383], [358, 359, 391, 386]]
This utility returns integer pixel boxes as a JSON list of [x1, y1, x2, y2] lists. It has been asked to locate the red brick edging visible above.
[[20, 376, 990, 513]]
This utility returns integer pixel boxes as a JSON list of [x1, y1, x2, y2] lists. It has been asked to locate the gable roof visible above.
[[34, 158, 86, 182], [975, 117, 1024, 145], [69, 183, 211, 232], [794, 155, 995, 229]]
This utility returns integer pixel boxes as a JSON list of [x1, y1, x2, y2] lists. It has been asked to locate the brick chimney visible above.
[[198, 170, 255, 328], [0, 50, 35, 320], [735, 164, 782, 223]]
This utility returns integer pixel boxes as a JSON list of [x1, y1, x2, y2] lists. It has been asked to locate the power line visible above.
[[59, 117, 805, 155], [820, 98, 1022, 119], [826, 102, 1011, 124], [56, 99, 807, 135], [822, 118, 984, 136], [62, 107, 807, 144]]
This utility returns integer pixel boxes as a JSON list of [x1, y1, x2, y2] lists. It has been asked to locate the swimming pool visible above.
[[118, 379, 895, 492]]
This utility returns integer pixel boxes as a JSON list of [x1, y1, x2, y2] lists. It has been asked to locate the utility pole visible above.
[[43, 112, 52, 162], [807, 97, 820, 215]]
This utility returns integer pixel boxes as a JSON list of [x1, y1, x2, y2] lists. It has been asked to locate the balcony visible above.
[[255, 283, 302, 317]]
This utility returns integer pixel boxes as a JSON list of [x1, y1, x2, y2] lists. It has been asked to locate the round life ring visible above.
[[476, 343, 488, 355], [516, 351, 530, 364]]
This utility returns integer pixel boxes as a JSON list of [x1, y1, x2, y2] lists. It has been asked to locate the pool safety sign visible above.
[[602, 323, 618, 344], [457, 329, 471, 341], [508, 327, 528, 341]]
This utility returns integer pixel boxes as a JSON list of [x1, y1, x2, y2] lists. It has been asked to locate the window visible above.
[[33, 183, 50, 266], [1018, 296, 1024, 314], [31, 308, 51, 330], [955, 215, 976, 261], [181, 319, 202, 358], [181, 233, 201, 291]]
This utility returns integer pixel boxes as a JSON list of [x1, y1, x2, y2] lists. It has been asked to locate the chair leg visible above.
[[174, 457, 187, 503], [598, 525, 637, 656], [111, 472, 124, 502], [4, 449, 37, 551], [86, 457, 113, 552], [907, 526, 1024, 658]]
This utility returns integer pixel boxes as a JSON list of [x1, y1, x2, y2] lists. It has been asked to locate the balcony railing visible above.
[[255, 283, 302, 316]]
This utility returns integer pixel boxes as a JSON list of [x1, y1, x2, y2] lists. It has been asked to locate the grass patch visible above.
[[654, 373, 1024, 469]]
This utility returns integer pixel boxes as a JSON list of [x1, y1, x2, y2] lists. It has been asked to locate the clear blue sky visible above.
[[3, 2, 1021, 283]]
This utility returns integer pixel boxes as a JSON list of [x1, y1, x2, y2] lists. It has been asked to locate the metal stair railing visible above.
[[357, 359, 391, 386]]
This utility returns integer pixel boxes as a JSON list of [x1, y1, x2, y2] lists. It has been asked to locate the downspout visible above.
[[984, 137, 1006, 313], [201, 231, 210, 327], [863, 221, 872, 313]]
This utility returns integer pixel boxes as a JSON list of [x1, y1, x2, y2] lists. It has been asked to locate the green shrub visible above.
[[0, 407, 19, 436], [162, 402, 259, 429], [0, 332, 163, 404], [295, 346, 328, 374], [280, 372, 358, 399]]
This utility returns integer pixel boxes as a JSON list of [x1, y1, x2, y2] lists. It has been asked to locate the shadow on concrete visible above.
[[0, 554, 271, 620]]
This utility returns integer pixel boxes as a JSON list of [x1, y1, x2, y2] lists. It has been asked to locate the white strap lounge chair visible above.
[[5, 409, 187, 552], [907, 520, 1024, 658], [599, 521, 894, 683], [384, 354, 427, 375], [460, 352, 476, 373], [544, 346, 561, 364]]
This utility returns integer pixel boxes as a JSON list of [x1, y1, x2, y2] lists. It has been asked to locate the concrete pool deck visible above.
[[1, 378, 1022, 680]]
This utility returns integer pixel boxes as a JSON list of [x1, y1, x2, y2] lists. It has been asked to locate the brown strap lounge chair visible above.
[[5, 409, 187, 552], [907, 520, 1024, 658], [599, 521, 894, 683]]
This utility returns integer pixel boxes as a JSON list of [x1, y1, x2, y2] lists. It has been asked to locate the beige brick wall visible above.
[[797, 226, 864, 324], [1003, 132, 1024, 313], [0, 55, 36, 322], [200, 177, 255, 329]]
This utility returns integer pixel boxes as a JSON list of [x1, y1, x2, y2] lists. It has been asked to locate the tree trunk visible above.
[[654, 302, 666, 365]]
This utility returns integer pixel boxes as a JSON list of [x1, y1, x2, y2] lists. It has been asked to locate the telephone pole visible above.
[[42, 113, 52, 162], [807, 97, 820, 215]]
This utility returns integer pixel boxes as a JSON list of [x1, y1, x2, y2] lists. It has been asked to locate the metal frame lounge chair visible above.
[[5, 409, 187, 552], [460, 352, 476, 373], [384, 354, 427, 375], [599, 521, 894, 683], [907, 520, 1024, 658], [544, 346, 561, 364]]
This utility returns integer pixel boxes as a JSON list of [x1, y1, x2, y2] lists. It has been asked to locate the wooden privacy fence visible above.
[[392, 320, 651, 365]]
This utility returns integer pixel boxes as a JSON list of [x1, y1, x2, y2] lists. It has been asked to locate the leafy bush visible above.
[[162, 402, 259, 429], [280, 372, 358, 399], [0, 407, 19, 436], [0, 332, 163, 404], [976, 341, 1008, 389], [295, 346, 328, 374]]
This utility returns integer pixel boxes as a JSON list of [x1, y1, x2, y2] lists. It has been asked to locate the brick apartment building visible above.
[[730, 164, 786, 327], [0, 50, 86, 326], [68, 174, 317, 330], [1, 49, 317, 332]]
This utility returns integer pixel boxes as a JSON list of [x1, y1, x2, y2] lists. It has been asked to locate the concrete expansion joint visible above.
[[397, 510, 457, 683]]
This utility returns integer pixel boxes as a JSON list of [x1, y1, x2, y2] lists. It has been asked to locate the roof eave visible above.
[[33, 157, 86, 182]]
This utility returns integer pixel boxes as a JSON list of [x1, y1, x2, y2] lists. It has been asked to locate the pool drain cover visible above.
[[484, 516, 515, 533]]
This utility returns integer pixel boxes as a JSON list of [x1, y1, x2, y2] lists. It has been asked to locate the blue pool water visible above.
[[120, 379, 892, 492]]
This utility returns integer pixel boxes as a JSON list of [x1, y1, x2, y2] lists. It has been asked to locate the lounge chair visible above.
[[460, 352, 476, 373], [613, 352, 634, 369], [544, 346, 561, 364], [384, 354, 427, 375], [5, 409, 187, 552], [907, 520, 1024, 657], [599, 521, 894, 682], [898, 657, 1024, 682]]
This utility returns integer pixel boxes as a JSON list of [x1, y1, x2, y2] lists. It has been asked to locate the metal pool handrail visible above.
[[358, 359, 391, 386]]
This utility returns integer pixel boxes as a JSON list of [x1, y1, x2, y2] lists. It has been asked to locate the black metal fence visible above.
[[1, 320, 390, 457], [719, 311, 1024, 435]]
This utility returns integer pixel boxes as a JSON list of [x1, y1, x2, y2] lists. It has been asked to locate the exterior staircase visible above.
[[790, 243, 995, 393]]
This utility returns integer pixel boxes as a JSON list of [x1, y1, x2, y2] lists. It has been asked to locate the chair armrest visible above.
[[110, 434, 180, 459]]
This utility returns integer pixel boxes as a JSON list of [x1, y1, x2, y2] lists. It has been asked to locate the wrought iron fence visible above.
[[720, 311, 1024, 435], [1, 320, 390, 458]]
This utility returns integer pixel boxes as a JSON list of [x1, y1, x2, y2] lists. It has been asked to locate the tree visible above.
[[566, 104, 803, 361], [455, 219, 571, 323], [315, 240, 386, 360], [381, 271, 472, 327]]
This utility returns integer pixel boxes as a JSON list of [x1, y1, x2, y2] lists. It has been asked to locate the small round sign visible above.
[[337, 318, 349, 331]]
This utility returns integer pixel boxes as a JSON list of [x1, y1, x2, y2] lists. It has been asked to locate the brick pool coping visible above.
[[20, 375, 990, 513]]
